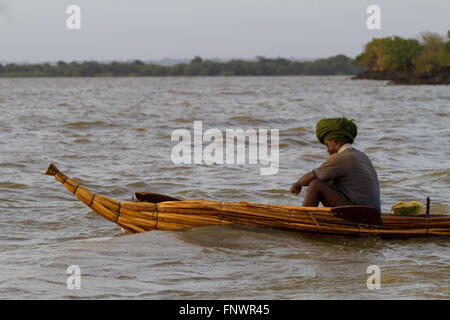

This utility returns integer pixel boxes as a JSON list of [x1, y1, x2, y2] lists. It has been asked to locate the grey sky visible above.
[[0, 0, 449, 63]]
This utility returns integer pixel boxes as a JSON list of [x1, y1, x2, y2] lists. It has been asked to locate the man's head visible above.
[[324, 138, 348, 155], [316, 117, 357, 154]]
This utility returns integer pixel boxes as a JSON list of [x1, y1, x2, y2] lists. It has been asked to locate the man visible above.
[[290, 117, 381, 214]]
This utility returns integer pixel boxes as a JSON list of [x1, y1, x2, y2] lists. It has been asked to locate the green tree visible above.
[[168, 63, 186, 76], [191, 56, 202, 64], [355, 37, 392, 71], [383, 36, 422, 71], [413, 32, 449, 73], [356, 36, 422, 72]]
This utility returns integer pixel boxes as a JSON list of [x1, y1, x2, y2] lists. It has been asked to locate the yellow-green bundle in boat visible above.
[[391, 201, 423, 216]]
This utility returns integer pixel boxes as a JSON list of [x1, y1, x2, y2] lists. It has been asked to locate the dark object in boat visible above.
[[135, 191, 181, 203]]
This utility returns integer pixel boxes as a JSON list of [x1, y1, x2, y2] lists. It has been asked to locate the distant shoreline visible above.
[[0, 55, 365, 78], [0, 75, 354, 79]]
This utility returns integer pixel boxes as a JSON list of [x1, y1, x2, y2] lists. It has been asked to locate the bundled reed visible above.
[[44, 163, 450, 238]]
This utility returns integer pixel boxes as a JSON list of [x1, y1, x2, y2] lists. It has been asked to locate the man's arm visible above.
[[290, 171, 315, 195], [291, 154, 343, 194]]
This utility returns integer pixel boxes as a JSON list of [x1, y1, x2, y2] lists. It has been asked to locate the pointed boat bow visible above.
[[44, 162, 157, 233]]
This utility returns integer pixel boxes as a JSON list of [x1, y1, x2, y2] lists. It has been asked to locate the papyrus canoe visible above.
[[45, 163, 450, 238]]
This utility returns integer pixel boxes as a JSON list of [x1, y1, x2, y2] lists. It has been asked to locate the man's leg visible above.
[[303, 178, 350, 207]]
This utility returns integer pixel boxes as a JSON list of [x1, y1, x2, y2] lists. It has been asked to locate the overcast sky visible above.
[[0, 0, 449, 63]]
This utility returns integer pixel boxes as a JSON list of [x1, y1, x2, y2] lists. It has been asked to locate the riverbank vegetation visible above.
[[0, 55, 365, 77], [355, 31, 449, 73], [353, 30, 450, 84]]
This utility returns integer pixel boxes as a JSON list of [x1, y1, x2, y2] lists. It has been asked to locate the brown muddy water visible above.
[[0, 76, 449, 299]]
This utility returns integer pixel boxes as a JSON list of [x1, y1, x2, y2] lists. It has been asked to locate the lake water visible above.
[[0, 76, 449, 299]]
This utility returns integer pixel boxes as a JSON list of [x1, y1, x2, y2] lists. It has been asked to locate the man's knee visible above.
[[308, 178, 324, 189]]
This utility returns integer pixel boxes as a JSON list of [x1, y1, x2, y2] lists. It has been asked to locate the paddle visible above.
[[331, 205, 382, 226]]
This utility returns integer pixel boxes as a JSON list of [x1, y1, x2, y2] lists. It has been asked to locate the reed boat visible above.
[[44, 163, 450, 238]]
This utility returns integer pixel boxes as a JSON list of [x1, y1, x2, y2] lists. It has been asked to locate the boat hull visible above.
[[44, 163, 450, 238]]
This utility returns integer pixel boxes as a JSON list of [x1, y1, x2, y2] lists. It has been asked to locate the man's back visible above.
[[313, 147, 381, 213]]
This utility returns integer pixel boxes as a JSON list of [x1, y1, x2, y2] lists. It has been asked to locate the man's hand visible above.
[[290, 171, 315, 195], [290, 182, 302, 195]]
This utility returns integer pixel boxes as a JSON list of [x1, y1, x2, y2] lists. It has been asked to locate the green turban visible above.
[[316, 117, 357, 144]]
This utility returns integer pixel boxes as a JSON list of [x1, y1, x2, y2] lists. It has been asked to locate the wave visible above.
[[278, 138, 309, 148], [220, 91, 257, 95], [65, 120, 113, 128], [72, 138, 92, 144], [227, 116, 273, 125], [0, 181, 28, 189], [281, 126, 310, 135], [0, 163, 26, 168], [418, 169, 450, 184]]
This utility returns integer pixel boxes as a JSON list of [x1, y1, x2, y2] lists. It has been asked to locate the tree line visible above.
[[355, 30, 450, 73], [0, 55, 365, 77]]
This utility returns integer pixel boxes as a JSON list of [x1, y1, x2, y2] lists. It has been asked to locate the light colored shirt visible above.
[[338, 143, 352, 153]]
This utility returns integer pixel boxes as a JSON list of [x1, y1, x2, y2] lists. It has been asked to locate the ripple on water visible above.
[[0, 77, 449, 299], [64, 120, 113, 128]]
